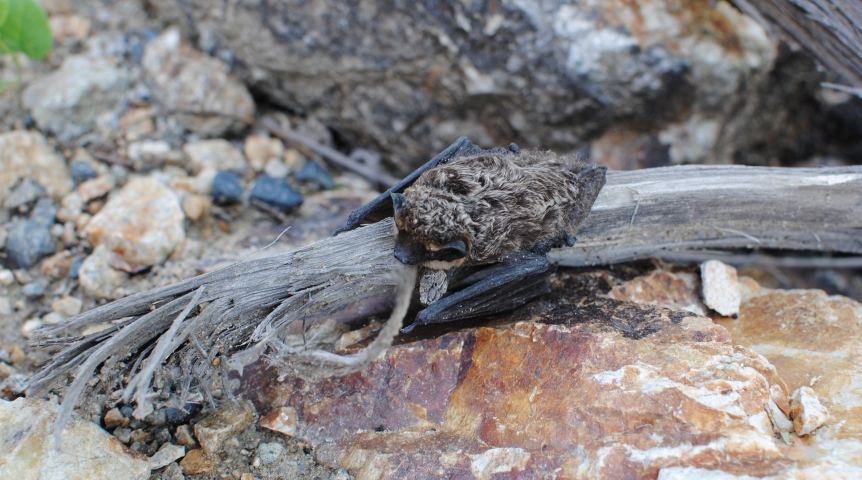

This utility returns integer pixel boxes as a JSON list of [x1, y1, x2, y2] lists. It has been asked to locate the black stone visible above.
[[70, 160, 98, 184], [251, 175, 304, 214], [211, 171, 243, 205], [294, 160, 334, 190], [5, 221, 55, 269], [165, 407, 191, 424]]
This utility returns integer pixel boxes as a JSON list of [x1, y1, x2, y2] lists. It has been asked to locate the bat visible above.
[[334, 137, 607, 331]]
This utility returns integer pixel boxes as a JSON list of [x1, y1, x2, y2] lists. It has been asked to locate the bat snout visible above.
[[393, 243, 421, 265]]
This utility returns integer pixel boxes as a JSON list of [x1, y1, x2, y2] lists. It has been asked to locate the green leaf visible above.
[[0, 0, 52, 60], [0, 0, 10, 29]]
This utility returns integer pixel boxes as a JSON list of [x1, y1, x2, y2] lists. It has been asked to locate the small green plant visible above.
[[0, 0, 52, 91]]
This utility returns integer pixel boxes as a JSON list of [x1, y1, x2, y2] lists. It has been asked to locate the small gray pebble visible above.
[[258, 442, 285, 466], [22, 281, 47, 299], [70, 160, 98, 184]]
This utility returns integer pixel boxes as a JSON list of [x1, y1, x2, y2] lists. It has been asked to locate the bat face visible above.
[[391, 190, 471, 269]]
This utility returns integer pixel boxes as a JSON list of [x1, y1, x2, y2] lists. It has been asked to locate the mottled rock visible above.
[[127, 140, 171, 171], [142, 28, 254, 137], [294, 160, 334, 190], [154, 0, 780, 172], [609, 268, 705, 316], [77, 175, 115, 203], [49, 14, 92, 41], [149, 444, 185, 470], [41, 251, 72, 279], [0, 398, 150, 479], [183, 139, 248, 174], [21, 281, 47, 299], [193, 399, 254, 454], [4, 178, 47, 210], [50, 296, 82, 317], [78, 245, 130, 299], [244, 135, 284, 172], [174, 425, 197, 447], [259, 407, 297, 438], [240, 291, 787, 478], [0, 131, 73, 203], [181, 194, 210, 221], [250, 175, 303, 214], [701, 260, 741, 316], [22, 56, 128, 141], [211, 171, 243, 205], [119, 108, 155, 141], [789, 387, 830, 436], [84, 177, 185, 272], [5, 221, 55, 269], [257, 442, 284, 466], [71, 160, 99, 184], [179, 449, 216, 475]]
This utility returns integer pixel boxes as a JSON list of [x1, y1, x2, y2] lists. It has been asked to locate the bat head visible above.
[[391, 189, 472, 268]]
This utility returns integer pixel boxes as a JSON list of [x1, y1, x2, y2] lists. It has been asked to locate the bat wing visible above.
[[333, 136, 493, 235]]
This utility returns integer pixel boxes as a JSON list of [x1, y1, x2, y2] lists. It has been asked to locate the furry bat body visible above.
[[335, 137, 606, 331]]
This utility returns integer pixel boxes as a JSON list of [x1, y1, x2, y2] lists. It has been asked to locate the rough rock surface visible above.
[[147, 0, 783, 173], [22, 55, 128, 141], [597, 264, 862, 477], [84, 177, 185, 272], [0, 398, 150, 479], [0, 131, 73, 203], [142, 27, 255, 137], [193, 399, 255, 455], [239, 276, 789, 479], [701, 260, 741, 316]]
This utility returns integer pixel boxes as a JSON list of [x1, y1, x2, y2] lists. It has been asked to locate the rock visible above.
[[211, 171, 243, 205], [8, 346, 24, 364], [22, 56, 128, 141], [41, 251, 72, 279], [49, 14, 91, 41], [0, 131, 73, 203], [42, 312, 65, 325], [0, 297, 11, 316], [70, 160, 99, 184], [294, 160, 334, 190], [0, 362, 17, 380], [68, 256, 84, 279], [118, 108, 155, 141], [193, 399, 254, 454], [244, 136, 284, 172], [263, 158, 289, 179], [57, 192, 85, 223], [0, 270, 14, 286], [701, 260, 741, 316], [4, 178, 47, 210], [142, 28, 254, 137], [22, 281, 47, 299], [77, 175, 116, 203], [155, 462, 184, 480], [149, 444, 185, 470], [257, 442, 284, 466], [259, 407, 297, 438], [179, 449, 216, 475], [51, 296, 83, 317], [112, 427, 130, 444], [181, 194, 210, 221], [250, 175, 303, 214], [789, 387, 830, 436], [0, 398, 150, 479], [78, 245, 130, 299], [183, 140, 248, 175], [104, 407, 128, 430], [608, 268, 705, 316], [84, 177, 185, 272], [237, 274, 788, 478], [127, 140, 171, 171], [153, 0, 787, 172], [5, 220, 55, 269], [130, 429, 152, 444], [174, 425, 197, 447]]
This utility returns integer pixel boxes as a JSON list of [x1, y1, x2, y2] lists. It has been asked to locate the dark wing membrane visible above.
[[332, 136, 490, 235]]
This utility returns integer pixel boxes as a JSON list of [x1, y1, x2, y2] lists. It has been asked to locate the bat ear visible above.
[[436, 240, 468, 261], [391, 193, 406, 214]]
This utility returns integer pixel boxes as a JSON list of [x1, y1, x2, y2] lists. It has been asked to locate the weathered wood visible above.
[[30, 164, 862, 434], [551, 164, 862, 266]]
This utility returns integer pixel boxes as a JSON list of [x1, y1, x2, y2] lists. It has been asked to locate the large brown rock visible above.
[[239, 272, 791, 479]]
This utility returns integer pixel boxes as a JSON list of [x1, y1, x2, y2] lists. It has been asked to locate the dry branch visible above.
[[29, 164, 862, 436]]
